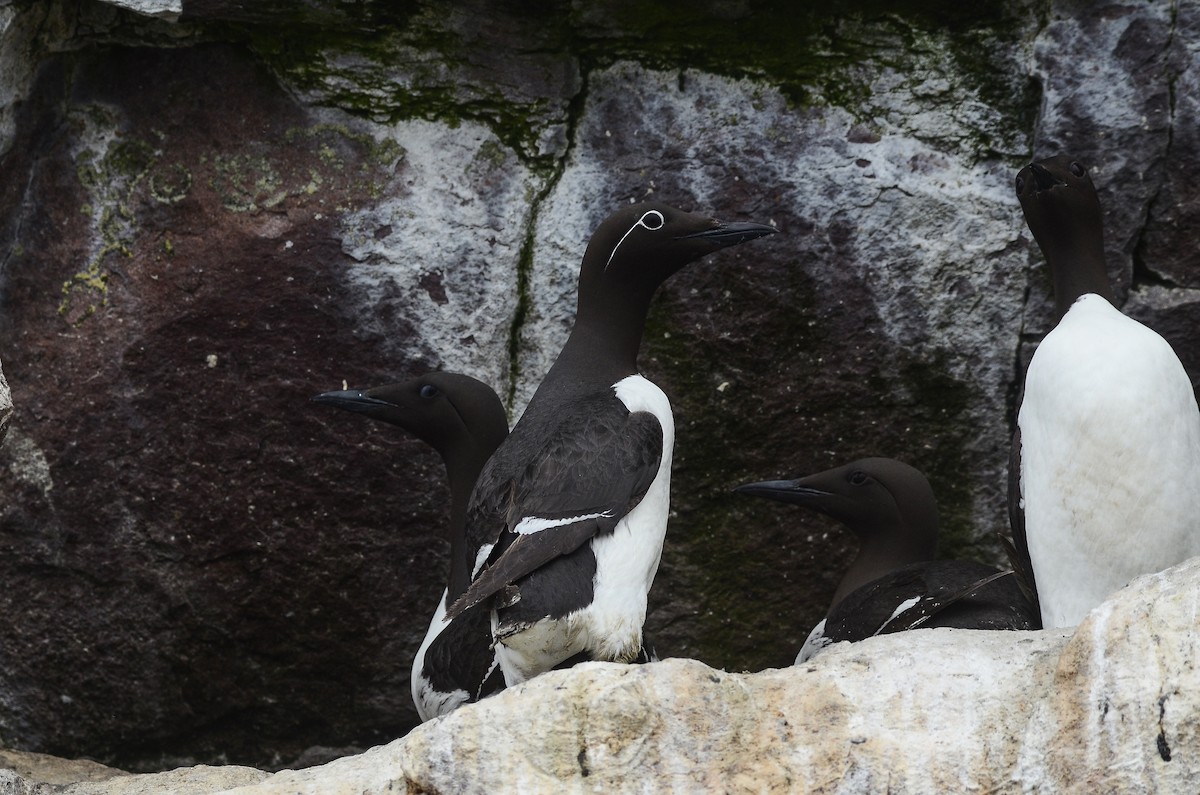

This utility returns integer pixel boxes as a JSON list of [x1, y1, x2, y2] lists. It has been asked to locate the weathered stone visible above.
[[0, 38, 484, 768], [2, 0, 1200, 775], [98, 0, 181, 22], [236, 556, 1200, 792], [59, 764, 266, 794], [1141, 2, 1200, 289], [0, 748, 127, 787], [1024, 0, 1179, 329], [0, 357, 10, 448], [8, 555, 1194, 793], [335, 118, 538, 393]]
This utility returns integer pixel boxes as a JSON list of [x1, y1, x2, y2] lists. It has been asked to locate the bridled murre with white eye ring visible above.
[[448, 201, 776, 685], [607, 209, 666, 269]]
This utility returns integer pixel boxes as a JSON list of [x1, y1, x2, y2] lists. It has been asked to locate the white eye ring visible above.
[[607, 210, 667, 269], [640, 210, 664, 230]]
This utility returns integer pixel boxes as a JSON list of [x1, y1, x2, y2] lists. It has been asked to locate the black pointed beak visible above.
[[311, 389, 395, 414], [734, 479, 830, 505], [1029, 163, 1062, 192], [679, 221, 777, 249]]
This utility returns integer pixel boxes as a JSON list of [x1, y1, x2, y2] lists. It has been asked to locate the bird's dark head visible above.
[[734, 457, 938, 549], [1015, 156, 1113, 316], [311, 372, 508, 461], [1015, 155, 1103, 252], [579, 201, 776, 306], [557, 201, 776, 379]]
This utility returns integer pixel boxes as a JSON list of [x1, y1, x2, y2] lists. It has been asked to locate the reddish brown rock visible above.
[[0, 44, 452, 768]]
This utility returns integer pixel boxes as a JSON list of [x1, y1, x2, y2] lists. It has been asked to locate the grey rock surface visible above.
[[0, 748, 127, 787], [0, 357, 9, 448], [0, 0, 1198, 773], [97, 0, 180, 22]]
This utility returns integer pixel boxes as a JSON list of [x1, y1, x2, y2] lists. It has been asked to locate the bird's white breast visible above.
[[492, 375, 675, 683], [410, 589, 470, 721], [795, 618, 832, 664], [1020, 294, 1200, 627], [578, 374, 675, 659]]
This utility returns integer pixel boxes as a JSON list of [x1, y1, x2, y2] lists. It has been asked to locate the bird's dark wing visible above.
[[887, 569, 1017, 632], [1004, 424, 1042, 626], [420, 606, 505, 705], [825, 561, 1038, 642], [447, 400, 663, 619]]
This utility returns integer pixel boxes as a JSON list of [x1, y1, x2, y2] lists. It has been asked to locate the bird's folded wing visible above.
[[1004, 424, 1042, 624], [882, 569, 1016, 633], [421, 608, 505, 702], [448, 407, 663, 619]]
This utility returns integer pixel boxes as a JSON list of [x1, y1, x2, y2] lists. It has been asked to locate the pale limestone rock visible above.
[[216, 557, 1199, 794], [0, 748, 126, 786], [94, 0, 180, 21], [62, 765, 267, 794], [2, 557, 1197, 792], [0, 751, 266, 794], [0, 356, 9, 447]]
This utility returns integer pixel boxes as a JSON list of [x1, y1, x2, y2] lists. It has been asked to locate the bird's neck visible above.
[[442, 447, 493, 601], [547, 292, 652, 389], [831, 530, 934, 610], [1045, 237, 1115, 319]]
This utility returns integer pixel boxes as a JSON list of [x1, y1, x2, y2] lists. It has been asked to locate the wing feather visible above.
[[1005, 424, 1042, 625], [448, 396, 663, 619]]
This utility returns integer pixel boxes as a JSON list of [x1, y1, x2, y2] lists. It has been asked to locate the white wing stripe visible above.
[[514, 511, 613, 535], [471, 542, 495, 578], [875, 596, 922, 635]]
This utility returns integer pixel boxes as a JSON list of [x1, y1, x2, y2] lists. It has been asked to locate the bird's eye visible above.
[[1069, 161, 1085, 178], [848, 471, 869, 486], [640, 210, 665, 231], [1014, 175, 1025, 193], [419, 384, 439, 399], [606, 209, 667, 269]]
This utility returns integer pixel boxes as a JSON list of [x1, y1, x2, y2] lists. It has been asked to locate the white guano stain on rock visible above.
[[95, 0, 181, 22], [1024, 2, 1177, 333], [521, 62, 1026, 536], [0, 357, 10, 447], [1, 427, 53, 497], [0, 4, 53, 158], [338, 118, 540, 398]]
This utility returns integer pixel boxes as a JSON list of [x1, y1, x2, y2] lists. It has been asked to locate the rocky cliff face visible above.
[[0, 0, 1198, 772]]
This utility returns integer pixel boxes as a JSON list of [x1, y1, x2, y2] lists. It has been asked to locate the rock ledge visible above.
[[6, 557, 1199, 793]]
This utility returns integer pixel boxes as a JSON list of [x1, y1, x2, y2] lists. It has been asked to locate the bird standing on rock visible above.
[[737, 458, 1037, 663], [313, 372, 509, 720], [1011, 155, 1200, 629], [447, 201, 776, 685]]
